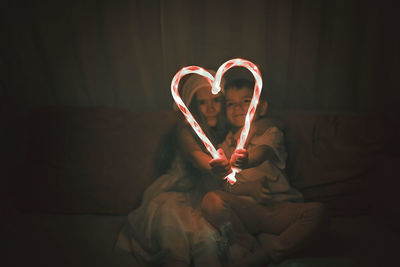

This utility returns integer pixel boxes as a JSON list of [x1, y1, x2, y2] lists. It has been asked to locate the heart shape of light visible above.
[[171, 58, 263, 184]]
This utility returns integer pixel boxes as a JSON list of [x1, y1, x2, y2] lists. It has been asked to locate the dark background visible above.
[[1, 1, 399, 266], [1, 0, 399, 112]]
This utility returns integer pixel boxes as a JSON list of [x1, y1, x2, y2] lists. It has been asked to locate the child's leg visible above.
[[202, 191, 327, 263], [234, 201, 327, 263], [201, 190, 256, 250], [201, 190, 269, 266]]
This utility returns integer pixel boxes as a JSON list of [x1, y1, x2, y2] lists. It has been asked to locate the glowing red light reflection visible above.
[[171, 58, 263, 184]]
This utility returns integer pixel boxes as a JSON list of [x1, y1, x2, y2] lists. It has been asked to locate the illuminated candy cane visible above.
[[171, 59, 263, 184], [171, 67, 237, 183], [213, 59, 263, 183], [171, 67, 221, 159]]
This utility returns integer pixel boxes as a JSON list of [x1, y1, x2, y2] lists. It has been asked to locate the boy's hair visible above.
[[224, 78, 254, 92], [225, 78, 267, 101], [225, 78, 268, 120]]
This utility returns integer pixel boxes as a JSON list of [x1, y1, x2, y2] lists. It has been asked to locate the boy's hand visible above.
[[209, 149, 231, 178], [230, 148, 249, 169], [248, 177, 272, 203]]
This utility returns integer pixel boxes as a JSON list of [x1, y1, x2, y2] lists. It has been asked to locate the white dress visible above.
[[115, 154, 222, 266]]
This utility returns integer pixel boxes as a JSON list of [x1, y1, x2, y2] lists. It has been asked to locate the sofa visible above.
[[3, 106, 400, 267]]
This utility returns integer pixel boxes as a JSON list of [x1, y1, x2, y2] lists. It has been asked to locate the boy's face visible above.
[[225, 87, 252, 127]]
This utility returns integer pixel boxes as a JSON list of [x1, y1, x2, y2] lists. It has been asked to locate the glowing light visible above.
[[214, 59, 263, 150], [171, 59, 263, 184], [171, 67, 220, 158], [214, 59, 263, 183]]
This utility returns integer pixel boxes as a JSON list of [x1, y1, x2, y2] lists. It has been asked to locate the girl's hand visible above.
[[209, 149, 231, 178], [230, 148, 249, 169]]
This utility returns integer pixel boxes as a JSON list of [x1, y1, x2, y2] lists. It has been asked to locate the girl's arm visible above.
[[178, 127, 230, 176], [178, 127, 213, 171]]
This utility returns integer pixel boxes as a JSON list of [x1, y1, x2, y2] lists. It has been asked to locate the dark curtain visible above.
[[1, 0, 398, 112]]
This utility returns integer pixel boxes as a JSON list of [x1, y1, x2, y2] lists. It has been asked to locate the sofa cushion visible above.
[[4, 213, 142, 267], [5, 213, 398, 267]]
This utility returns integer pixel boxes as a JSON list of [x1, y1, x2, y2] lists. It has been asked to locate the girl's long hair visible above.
[[155, 92, 228, 176], [188, 92, 228, 146]]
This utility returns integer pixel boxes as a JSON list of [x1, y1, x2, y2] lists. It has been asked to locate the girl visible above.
[[115, 71, 230, 267]]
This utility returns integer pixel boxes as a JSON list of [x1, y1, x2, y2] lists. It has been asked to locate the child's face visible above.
[[225, 87, 252, 127], [195, 87, 222, 127]]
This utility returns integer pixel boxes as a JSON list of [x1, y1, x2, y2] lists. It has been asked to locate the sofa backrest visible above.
[[275, 111, 399, 216], [18, 107, 178, 214], [14, 107, 399, 216]]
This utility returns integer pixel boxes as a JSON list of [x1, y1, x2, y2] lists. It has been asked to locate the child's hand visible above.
[[248, 177, 272, 203], [230, 148, 249, 169], [209, 149, 231, 178]]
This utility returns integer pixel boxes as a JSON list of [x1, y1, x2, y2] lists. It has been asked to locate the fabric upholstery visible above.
[[16, 107, 399, 216]]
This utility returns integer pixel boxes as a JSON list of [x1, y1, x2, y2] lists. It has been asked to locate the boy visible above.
[[203, 79, 326, 266], [218, 79, 303, 204]]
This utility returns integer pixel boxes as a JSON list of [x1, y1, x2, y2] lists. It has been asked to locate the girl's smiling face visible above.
[[195, 87, 222, 127]]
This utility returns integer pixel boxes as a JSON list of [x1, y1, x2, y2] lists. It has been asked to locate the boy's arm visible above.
[[231, 144, 278, 170], [246, 144, 278, 168], [224, 180, 253, 195], [223, 176, 272, 203], [232, 125, 287, 170]]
